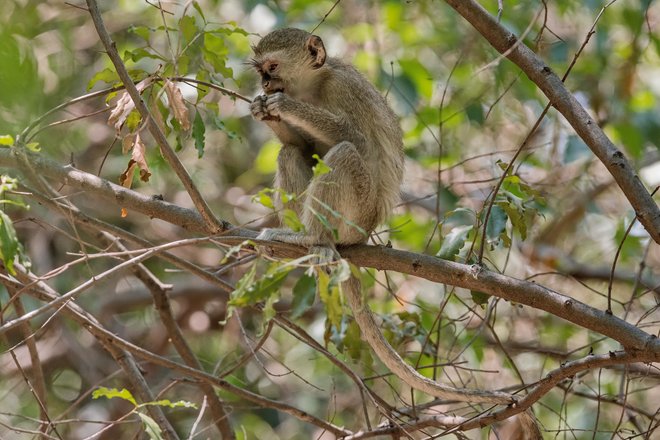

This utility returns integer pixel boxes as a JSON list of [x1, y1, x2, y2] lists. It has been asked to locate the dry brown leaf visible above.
[[107, 77, 154, 132], [122, 133, 136, 155], [131, 133, 152, 182], [119, 159, 137, 189], [108, 92, 134, 132], [163, 79, 191, 130]]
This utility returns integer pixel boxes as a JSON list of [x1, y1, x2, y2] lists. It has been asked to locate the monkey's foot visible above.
[[256, 229, 338, 266], [309, 245, 339, 267]]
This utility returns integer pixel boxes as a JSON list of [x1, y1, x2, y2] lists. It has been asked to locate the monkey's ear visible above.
[[306, 35, 326, 68]]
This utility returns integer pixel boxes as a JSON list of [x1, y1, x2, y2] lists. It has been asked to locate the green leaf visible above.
[[87, 68, 118, 90], [436, 225, 472, 261], [319, 270, 343, 329], [499, 201, 527, 240], [192, 111, 205, 158], [203, 33, 233, 78], [179, 15, 197, 44], [470, 290, 490, 308], [25, 142, 40, 152], [229, 262, 293, 308], [291, 273, 316, 319], [281, 208, 304, 232], [252, 188, 274, 209], [254, 139, 281, 174], [192, 1, 206, 23], [0, 135, 14, 146], [137, 413, 164, 440], [126, 110, 142, 132], [0, 210, 19, 275], [312, 154, 332, 177], [124, 48, 165, 63], [144, 399, 197, 409], [309, 207, 338, 241], [465, 102, 484, 124], [92, 387, 137, 406], [485, 205, 507, 241], [129, 26, 151, 42]]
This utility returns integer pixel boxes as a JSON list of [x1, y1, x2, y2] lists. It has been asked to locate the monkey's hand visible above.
[[250, 95, 280, 122], [264, 92, 294, 120]]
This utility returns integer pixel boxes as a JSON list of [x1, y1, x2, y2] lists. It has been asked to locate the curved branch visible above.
[[444, 0, 660, 244]]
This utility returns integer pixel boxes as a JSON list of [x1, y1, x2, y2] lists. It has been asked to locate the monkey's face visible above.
[[253, 56, 286, 95], [250, 29, 328, 97]]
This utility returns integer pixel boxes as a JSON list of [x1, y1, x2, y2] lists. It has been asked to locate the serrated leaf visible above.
[[291, 274, 316, 319], [137, 413, 164, 440], [0, 210, 19, 275], [0, 135, 14, 146], [436, 225, 472, 261], [312, 154, 332, 177], [163, 79, 191, 131], [192, 111, 205, 158], [92, 387, 137, 406]]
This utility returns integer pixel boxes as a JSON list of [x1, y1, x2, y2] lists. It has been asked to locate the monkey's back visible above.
[[321, 58, 405, 225]]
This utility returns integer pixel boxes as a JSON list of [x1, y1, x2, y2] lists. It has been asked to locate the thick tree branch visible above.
[[85, 0, 225, 234], [443, 0, 660, 244], [342, 246, 660, 353], [1, 147, 657, 353]]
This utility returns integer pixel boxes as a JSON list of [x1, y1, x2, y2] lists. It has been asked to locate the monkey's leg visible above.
[[257, 145, 313, 244], [302, 141, 377, 246], [258, 141, 375, 250], [274, 144, 313, 215]]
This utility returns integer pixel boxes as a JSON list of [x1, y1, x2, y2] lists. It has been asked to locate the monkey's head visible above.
[[250, 28, 327, 96]]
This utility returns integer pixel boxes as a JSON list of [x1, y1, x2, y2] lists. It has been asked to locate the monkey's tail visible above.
[[341, 276, 542, 438]]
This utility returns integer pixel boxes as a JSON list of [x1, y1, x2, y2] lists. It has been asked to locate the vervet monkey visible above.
[[250, 27, 403, 252], [250, 28, 540, 439]]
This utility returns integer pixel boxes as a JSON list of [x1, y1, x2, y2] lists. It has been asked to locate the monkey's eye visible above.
[[268, 63, 278, 72]]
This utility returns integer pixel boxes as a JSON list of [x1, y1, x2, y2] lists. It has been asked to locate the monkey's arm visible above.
[[265, 92, 366, 150]]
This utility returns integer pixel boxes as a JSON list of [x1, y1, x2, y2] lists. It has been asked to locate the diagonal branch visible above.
[[84, 0, 226, 234], [444, 0, 660, 244]]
